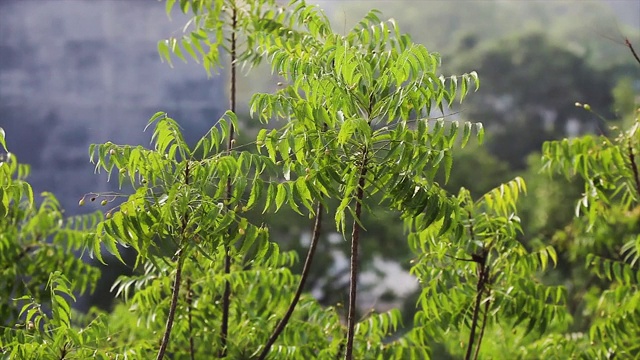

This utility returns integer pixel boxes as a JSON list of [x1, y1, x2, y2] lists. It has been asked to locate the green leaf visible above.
[[475, 122, 485, 144], [157, 40, 173, 67], [443, 150, 453, 184], [275, 183, 287, 212], [461, 122, 472, 148], [0, 127, 6, 151]]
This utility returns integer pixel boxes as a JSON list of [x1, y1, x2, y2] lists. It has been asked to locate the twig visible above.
[[156, 251, 184, 360], [625, 38, 640, 65], [473, 292, 491, 360], [344, 148, 369, 360], [220, 4, 238, 358], [464, 210, 488, 360], [257, 202, 324, 359], [464, 262, 487, 360], [187, 277, 195, 360], [627, 140, 640, 200], [157, 162, 191, 360], [445, 254, 476, 262]]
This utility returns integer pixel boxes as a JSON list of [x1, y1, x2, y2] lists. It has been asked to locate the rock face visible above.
[[0, 0, 225, 213]]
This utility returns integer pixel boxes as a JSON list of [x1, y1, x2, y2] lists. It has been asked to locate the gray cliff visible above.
[[0, 0, 225, 213]]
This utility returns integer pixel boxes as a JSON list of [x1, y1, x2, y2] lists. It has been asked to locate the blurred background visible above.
[[1, 0, 639, 338]]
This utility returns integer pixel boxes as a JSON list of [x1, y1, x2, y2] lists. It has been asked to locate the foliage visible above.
[[542, 102, 640, 357], [3, 1, 632, 359], [0, 131, 102, 357]]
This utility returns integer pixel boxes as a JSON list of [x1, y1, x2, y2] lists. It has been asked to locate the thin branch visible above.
[[156, 252, 184, 360], [473, 293, 491, 360], [445, 254, 476, 262], [220, 4, 238, 358], [464, 264, 486, 360], [336, 340, 345, 360], [627, 140, 640, 200], [157, 162, 191, 360], [257, 202, 324, 359], [464, 209, 486, 360], [2, 244, 37, 272], [58, 342, 70, 360], [187, 277, 195, 360], [345, 148, 369, 360], [625, 38, 640, 66]]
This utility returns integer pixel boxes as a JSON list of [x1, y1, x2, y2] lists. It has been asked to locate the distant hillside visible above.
[[321, 0, 639, 70], [0, 0, 226, 213]]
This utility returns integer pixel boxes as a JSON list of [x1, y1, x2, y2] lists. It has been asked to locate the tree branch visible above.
[[258, 202, 324, 359], [464, 210, 488, 360], [473, 292, 491, 360], [464, 262, 487, 360], [187, 277, 195, 360], [156, 251, 184, 360], [157, 162, 191, 360], [627, 140, 640, 200], [344, 148, 369, 360], [220, 4, 238, 358], [625, 38, 640, 66], [445, 254, 476, 262]]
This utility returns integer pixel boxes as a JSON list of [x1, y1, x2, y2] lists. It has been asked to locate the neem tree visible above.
[[1, 1, 568, 359]]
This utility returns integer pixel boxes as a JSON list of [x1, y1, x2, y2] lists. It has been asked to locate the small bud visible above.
[[79, 198, 86, 206], [277, 82, 284, 87], [574, 102, 582, 107], [109, 149, 116, 156], [583, 104, 591, 111], [101, 199, 108, 206], [27, 321, 35, 331], [106, 212, 112, 219], [230, 139, 236, 147], [239, 228, 245, 235]]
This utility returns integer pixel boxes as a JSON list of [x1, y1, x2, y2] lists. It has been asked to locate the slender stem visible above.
[[464, 268, 485, 360], [219, 5, 237, 358], [464, 209, 487, 360], [58, 342, 69, 360], [625, 38, 640, 66], [220, 249, 231, 358], [627, 140, 640, 200], [156, 252, 184, 360], [344, 148, 369, 360], [445, 254, 476, 262], [336, 334, 345, 360], [473, 294, 491, 360], [157, 162, 191, 360], [187, 277, 195, 360], [257, 202, 324, 359]]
